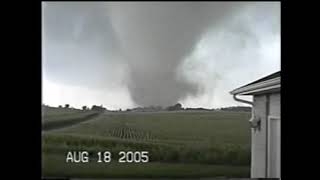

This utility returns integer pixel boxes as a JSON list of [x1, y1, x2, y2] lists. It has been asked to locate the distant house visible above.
[[230, 71, 281, 178], [91, 105, 106, 112]]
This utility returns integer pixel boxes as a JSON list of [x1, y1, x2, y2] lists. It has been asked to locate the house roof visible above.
[[230, 71, 281, 95]]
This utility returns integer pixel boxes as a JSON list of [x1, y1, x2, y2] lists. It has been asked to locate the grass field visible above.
[[43, 153, 249, 178], [42, 106, 101, 131], [42, 107, 251, 178]]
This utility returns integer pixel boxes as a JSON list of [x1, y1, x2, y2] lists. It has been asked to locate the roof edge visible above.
[[230, 76, 280, 95]]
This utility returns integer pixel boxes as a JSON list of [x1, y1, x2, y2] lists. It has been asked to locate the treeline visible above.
[[128, 103, 184, 112], [43, 104, 107, 112], [43, 103, 251, 113], [218, 106, 251, 112], [126, 103, 251, 112]]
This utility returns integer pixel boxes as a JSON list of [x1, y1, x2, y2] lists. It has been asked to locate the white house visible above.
[[230, 71, 281, 178]]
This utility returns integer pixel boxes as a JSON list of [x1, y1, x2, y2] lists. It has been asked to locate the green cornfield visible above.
[[42, 107, 251, 178]]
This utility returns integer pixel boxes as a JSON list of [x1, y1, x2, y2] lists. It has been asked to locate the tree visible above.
[[82, 106, 87, 110], [58, 105, 62, 108], [65, 104, 69, 108]]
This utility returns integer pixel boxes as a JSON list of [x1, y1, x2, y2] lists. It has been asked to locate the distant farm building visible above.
[[230, 71, 281, 178], [91, 105, 106, 112]]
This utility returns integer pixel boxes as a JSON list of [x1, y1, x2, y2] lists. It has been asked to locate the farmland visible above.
[[42, 106, 101, 131], [42, 107, 251, 178]]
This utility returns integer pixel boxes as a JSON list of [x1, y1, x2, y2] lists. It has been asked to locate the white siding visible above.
[[251, 92, 281, 178], [268, 93, 281, 178], [268, 116, 281, 178], [269, 93, 281, 117], [251, 95, 267, 178]]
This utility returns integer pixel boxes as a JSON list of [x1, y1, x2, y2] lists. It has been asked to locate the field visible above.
[[42, 106, 100, 130], [42, 107, 251, 178]]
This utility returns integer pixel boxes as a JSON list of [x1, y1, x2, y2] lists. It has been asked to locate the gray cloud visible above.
[[42, 2, 280, 108], [179, 2, 280, 108], [42, 2, 124, 90], [105, 2, 245, 107]]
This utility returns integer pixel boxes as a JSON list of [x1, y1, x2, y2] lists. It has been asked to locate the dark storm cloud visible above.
[[42, 2, 124, 89], [105, 2, 245, 107], [42, 2, 280, 108]]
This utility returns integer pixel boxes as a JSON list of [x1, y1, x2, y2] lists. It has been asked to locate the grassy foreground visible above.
[[42, 108, 251, 178], [42, 153, 250, 178]]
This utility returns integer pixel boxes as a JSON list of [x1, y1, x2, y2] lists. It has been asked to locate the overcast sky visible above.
[[42, 2, 280, 110]]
